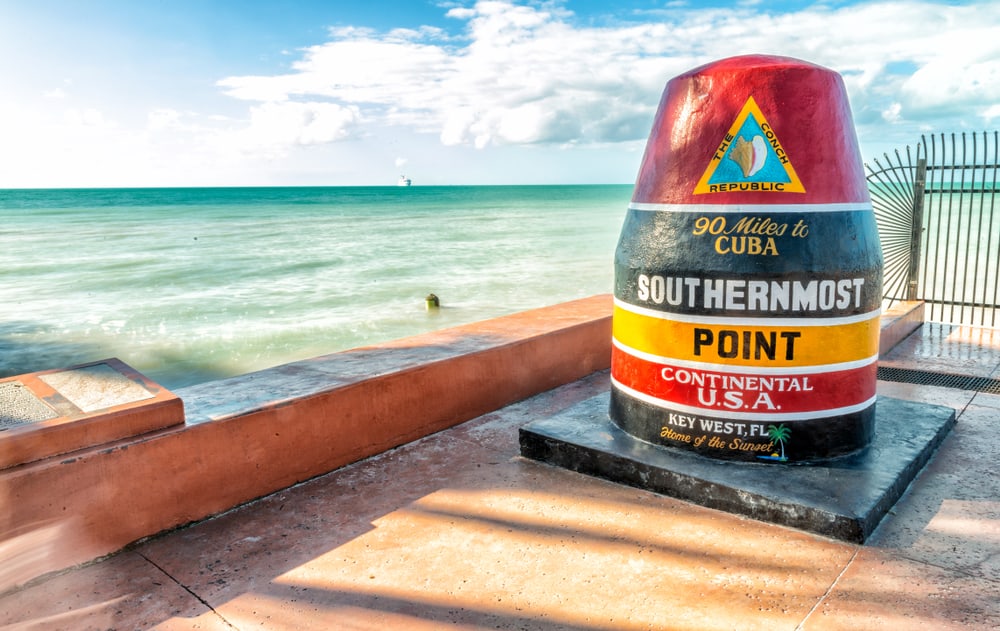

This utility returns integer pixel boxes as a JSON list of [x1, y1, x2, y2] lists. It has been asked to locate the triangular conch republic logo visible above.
[[694, 96, 805, 194]]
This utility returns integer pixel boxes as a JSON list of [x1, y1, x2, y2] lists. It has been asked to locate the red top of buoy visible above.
[[632, 55, 869, 206]]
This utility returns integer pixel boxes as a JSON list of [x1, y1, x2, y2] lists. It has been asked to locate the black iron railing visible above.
[[867, 131, 1000, 326]]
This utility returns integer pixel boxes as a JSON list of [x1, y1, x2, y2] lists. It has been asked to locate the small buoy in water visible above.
[[425, 293, 440, 310]]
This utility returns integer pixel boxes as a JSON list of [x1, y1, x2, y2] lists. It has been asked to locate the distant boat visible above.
[[397, 175, 412, 187]]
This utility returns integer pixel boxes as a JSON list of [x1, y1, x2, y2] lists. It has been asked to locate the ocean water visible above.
[[0, 186, 629, 389]]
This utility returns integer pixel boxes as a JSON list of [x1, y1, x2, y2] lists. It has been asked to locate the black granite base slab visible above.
[[519, 393, 955, 543]]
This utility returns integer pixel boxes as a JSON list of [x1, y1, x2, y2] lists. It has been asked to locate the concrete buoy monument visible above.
[[522, 54, 956, 542], [610, 54, 882, 463]]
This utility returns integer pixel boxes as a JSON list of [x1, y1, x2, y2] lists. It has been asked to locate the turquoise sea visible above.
[[0, 186, 629, 389]]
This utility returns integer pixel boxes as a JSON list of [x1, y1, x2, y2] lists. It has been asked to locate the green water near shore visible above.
[[0, 185, 630, 388]]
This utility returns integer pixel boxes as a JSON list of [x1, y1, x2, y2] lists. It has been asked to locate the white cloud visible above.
[[201, 101, 362, 161], [63, 108, 111, 128], [147, 108, 182, 131], [882, 102, 903, 124], [984, 104, 1000, 123], [0, 104, 155, 187], [217, 3, 679, 149], [903, 56, 1000, 113], [214, 0, 1000, 158], [248, 101, 359, 145]]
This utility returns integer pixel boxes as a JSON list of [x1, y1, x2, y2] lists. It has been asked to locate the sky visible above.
[[0, 0, 998, 187]]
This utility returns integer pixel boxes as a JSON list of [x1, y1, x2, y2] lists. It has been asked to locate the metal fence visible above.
[[867, 131, 1000, 326]]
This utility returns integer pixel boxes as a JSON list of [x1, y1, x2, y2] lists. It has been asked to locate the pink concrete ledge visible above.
[[879, 300, 925, 355], [0, 295, 613, 592]]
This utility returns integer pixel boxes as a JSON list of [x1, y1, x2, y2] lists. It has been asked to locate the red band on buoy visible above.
[[611, 346, 877, 418], [631, 55, 869, 206]]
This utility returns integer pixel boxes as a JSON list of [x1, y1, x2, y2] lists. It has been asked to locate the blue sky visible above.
[[1, 0, 997, 187]]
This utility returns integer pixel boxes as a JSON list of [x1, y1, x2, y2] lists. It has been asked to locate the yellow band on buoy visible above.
[[612, 303, 879, 368]]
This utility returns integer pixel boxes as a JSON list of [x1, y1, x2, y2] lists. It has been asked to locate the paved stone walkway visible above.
[[2, 323, 999, 630]]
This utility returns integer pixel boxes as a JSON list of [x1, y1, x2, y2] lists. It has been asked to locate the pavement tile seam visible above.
[[133, 550, 238, 630], [795, 547, 861, 630], [969, 390, 1000, 410], [800, 546, 1000, 630], [890, 547, 1000, 592], [0, 550, 228, 631]]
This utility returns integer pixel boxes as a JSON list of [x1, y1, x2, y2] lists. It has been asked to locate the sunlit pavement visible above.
[[3, 323, 999, 630]]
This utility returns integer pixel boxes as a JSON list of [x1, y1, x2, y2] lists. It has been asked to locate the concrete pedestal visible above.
[[520, 393, 955, 543]]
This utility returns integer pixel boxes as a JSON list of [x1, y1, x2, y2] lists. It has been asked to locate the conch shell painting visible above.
[[729, 134, 768, 177]]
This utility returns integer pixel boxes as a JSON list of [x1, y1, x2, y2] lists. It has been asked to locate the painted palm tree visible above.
[[766, 424, 791, 461]]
